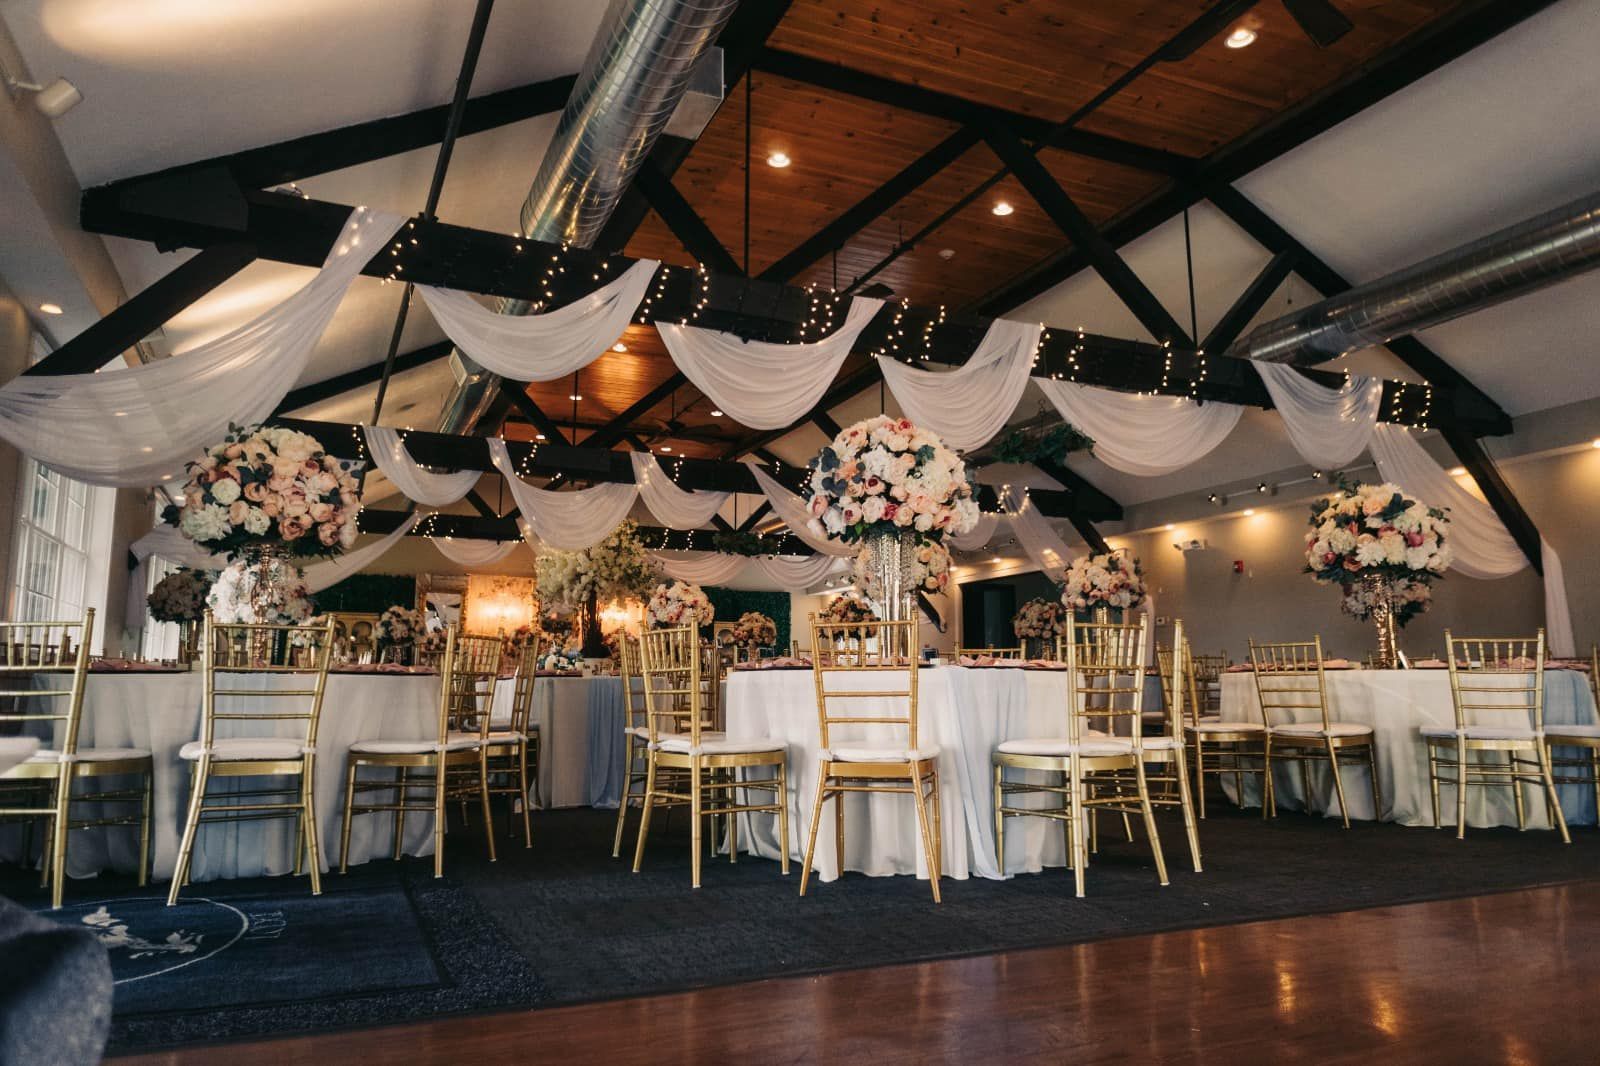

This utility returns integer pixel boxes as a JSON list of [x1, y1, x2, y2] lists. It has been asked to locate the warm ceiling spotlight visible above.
[[612, 342, 627, 352], [1164, 523, 1176, 531], [991, 201, 1015, 217], [568, 394, 582, 401], [710, 409, 723, 417], [1311, 470, 1324, 479], [1225, 26, 1257, 49], [766, 150, 791, 169], [3, 74, 83, 118], [990, 556, 1003, 564], [1242, 508, 1256, 516], [1592, 438, 1600, 449], [535, 433, 546, 441], [938, 248, 956, 260], [659, 445, 672, 452], [38, 302, 63, 315], [1256, 482, 1269, 494], [1448, 466, 1467, 476]]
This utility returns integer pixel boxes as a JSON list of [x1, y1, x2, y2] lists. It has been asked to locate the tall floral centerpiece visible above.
[[803, 415, 979, 622], [727, 611, 778, 654], [535, 519, 658, 658], [147, 569, 214, 662], [375, 605, 424, 664], [1305, 481, 1451, 667], [645, 581, 714, 631], [1061, 551, 1147, 619], [1012, 597, 1067, 659]]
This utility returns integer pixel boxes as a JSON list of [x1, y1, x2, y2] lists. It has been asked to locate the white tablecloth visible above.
[[726, 666, 1096, 883], [1220, 668, 1600, 828], [490, 676, 602, 809]]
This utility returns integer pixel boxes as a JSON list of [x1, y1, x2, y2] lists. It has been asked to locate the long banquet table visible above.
[[1220, 667, 1600, 828]]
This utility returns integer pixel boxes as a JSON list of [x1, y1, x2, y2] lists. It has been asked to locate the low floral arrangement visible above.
[[1013, 597, 1068, 640], [1305, 481, 1451, 585], [500, 622, 538, 667], [375, 605, 423, 645], [803, 415, 980, 544], [165, 423, 361, 561], [645, 581, 714, 630], [535, 519, 659, 610], [852, 535, 951, 600], [206, 561, 314, 624], [147, 569, 213, 623], [728, 611, 777, 648], [818, 594, 877, 625], [415, 627, 447, 659], [1341, 576, 1433, 627], [537, 648, 583, 673], [1061, 551, 1147, 612], [290, 614, 331, 649]]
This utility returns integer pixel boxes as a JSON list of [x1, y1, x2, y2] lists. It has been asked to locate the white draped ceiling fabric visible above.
[[303, 512, 421, 594], [363, 425, 480, 507], [1036, 379, 1243, 477], [999, 486, 1074, 580], [948, 513, 1001, 552], [1369, 424, 1574, 656], [429, 536, 519, 568], [650, 550, 846, 592], [745, 463, 856, 557], [488, 439, 638, 550], [1253, 361, 1382, 469], [414, 259, 658, 381], [0, 208, 406, 486], [629, 451, 728, 529], [876, 319, 1043, 451], [658, 297, 884, 429]]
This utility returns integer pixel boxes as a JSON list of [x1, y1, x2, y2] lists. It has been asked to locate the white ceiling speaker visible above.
[[5, 75, 84, 118]]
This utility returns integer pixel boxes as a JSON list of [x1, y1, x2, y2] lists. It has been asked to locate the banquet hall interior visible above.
[[1, 0, 1599, 1062]]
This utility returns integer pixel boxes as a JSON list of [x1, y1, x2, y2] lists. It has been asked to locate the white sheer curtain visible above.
[[650, 550, 846, 591], [1000, 486, 1073, 580], [948, 513, 1001, 551], [303, 512, 421, 593], [1254, 361, 1382, 469], [126, 525, 228, 630], [754, 554, 847, 589], [650, 551, 749, 586], [430, 537, 519, 568], [1369, 424, 1574, 656], [629, 451, 728, 529], [0, 208, 406, 486], [876, 319, 1042, 451], [363, 425, 480, 506], [488, 439, 638, 550], [1036, 379, 1243, 477], [414, 259, 658, 382], [658, 297, 884, 429], [745, 463, 856, 557]]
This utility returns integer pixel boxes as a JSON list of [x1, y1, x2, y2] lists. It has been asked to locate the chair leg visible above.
[[48, 773, 71, 910], [168, 759, 210, 907], [1172, 743, 1202, 873], [1454, 739, 1469, 840], [690, 757, 703, 890], [392, 766, 408, 862], [611, 739, 637, 859], [1509, 751, 1527, 831], [1366, 743, 1381, 820], [727, 769, 739, 865], [518, 742, 533, 849], [477, 751, 497, 863], [1536, 744, 1571, 844], [833, 779, 844, 875], [798, 769, 829, 897], [1134, 759, 1169, 887], [909, 765, 941, 904], [776, 761, 790, 876], [432, 760, 448, 879], [1325, 740, 1351, 829], [301, 757, 322, 896], [631, 757, 658, 874], [1591, 747, 1600, 826], [339, 761, 358, 874], [293, 799, 306, 879], [992, 763, 1005, 873], [1262, 740, 1275, 819], [1427, 744, 1442, 829], [1068, 757, 1087, 899], [930, 772, 943, 879], [137, 769, 153, 888], [1298, 751, 1313, 816]]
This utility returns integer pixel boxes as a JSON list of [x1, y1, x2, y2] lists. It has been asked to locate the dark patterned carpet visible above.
[[8, 802, 1600, 1054]]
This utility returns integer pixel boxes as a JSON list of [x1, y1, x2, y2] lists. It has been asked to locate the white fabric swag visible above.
[[754, 554, 847, 589], [659, 297, 884, 429], [876, 319, 1043, 451], [0, 208, 407, 486], [415, 259, 658, 382], [948, 513, 1001, 552], [650, 550, 748, 587], [303, 512, 421, 594], [745, 463, 857, 557], [1369, 424, 1575, 656], [629, 452, 728, 529], [363, 425, 481, 507], [1000, 486, 1074, 580], [125, 526, 229, 629], [488, 439, 638, 550], [1036, 379, 1243, 477], [1254, 361, 1382, 469], [650, 550, 846, 592], [429, 536, 519, 568]]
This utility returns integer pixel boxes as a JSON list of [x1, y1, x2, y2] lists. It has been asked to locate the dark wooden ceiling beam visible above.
[[632, 160, 744, 276], [357, 506, 816, 554], [1200, 248, 1299, 355], [497, 382, 571, 446], [1437, 425, 1542, 573]]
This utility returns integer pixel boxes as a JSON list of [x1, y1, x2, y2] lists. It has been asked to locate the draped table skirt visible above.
[[1220, 669, 1600, 828]]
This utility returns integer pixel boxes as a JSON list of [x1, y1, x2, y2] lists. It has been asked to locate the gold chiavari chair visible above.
[[169, 612, 336, 905], [1543, 644, 1600, 818], [338, 626, 500, 877], [790, 639, 809, 658], [1190, 653, 1228, 721], [802, 618, 940, 901], [1167, 638, 1266, 818], [0, 610, 153, 909], [1120, 623, 1202, 870], [957, 646, 1023, 659], [475, 639, 535, 848], [632, 625, 789, 888], [611, 634, 652, 857], [995, 615, 1167, 898], [1249, 636, 1379, 829], [442, 635, 505, 833], [1422, 629, 1568, 842]]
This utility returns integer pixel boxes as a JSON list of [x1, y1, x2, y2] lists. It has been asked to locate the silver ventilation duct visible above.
[[1228, 190, 1600, 365], [436, 0, 738, 435]]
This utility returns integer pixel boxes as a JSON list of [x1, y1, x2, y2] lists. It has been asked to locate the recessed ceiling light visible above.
[[991, 201, 1014, 217], [766, 151, 791, 169], [1163, 523, 1175, 531], [1225, 26, 1257, 49], [1592, 439, 1600, 449], [710, 409, 723, 417], [38, 302, 63, 315], [568, 394, 582, 401], [612, 342, 627, 353], [659, 445, 672, 452], [938, 248, 955, 260], [535, 433, 546, 441], [1448, 466, 1466, 476], [990, 556, 1003, 564], [1242, 508, 1256, 516]]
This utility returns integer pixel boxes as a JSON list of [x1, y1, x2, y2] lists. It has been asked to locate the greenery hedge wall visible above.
[[705, 587, 791, 652], [312, 573, 415, 615]]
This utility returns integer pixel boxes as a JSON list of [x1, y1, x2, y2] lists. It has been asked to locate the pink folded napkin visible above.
[[90, 659, 186, 673]]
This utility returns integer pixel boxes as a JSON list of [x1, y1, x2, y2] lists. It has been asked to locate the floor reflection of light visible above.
[[1275, 963, 1296, 1016], [1369, 991, 1398, 1037]]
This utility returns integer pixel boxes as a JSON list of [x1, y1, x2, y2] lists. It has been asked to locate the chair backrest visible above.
[[1189, 652, 1227, 717], [790, 639, 809, 657], [440, 631, 502, 741], [617, 633, 648, 735], [1161, 622, 1188, 742], [810, 618, 919, 754], [0, 608, 94, 755], [1066, 614, 1149, 749], [639, 625, 711, 746], [1444, 629, 1546, 733], [505, 637, 538, 738], [957, 646, 1022, 659], [202, 611, 335, 751], [1247, 636, 1329, 731]]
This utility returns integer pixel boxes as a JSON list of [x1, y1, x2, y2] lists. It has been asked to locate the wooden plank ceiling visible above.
[[506, 0, 1463, 459]]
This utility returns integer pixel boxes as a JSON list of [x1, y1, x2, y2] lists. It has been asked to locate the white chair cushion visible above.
[[823, 745, 940, 763], [448, 729, 525, 745], [626, 726, 651, 739], [1138, 736, 1180, 751], [1420, 725, 1541, 741], [1547, 724, 1600, 739], [996, 737, 1133, 757], [655, 735, 785, 756], [26, 746, 152, 764], [348, 737, 480, 755], [179, 738, 308, 761], [1270, 722, 1373, 738], [1187, 720, 1265, 734]]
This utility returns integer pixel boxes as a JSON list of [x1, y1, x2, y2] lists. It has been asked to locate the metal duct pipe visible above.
[[436, 0, 739, 435], [1228, 190, 1600, 365]]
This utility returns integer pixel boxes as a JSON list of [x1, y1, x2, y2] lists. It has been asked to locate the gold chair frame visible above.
[[0, 609, 153, 909], [337, 627, 502, 878], [957, 646, 1024, 659], [1249, 636, 1379, 829], [801, 619, 940, 902], [477, 639, 536, 848], [632, 625, 789, 888], [610, 634, 654, 857], [1544, 644, 1600, 820], [993, 616, 1168, 898], [1125, 621, 1202, 871], [1159, 641, 1265, 819], [1424, 629, 1568, 842], [169, 612, 336, 906]]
